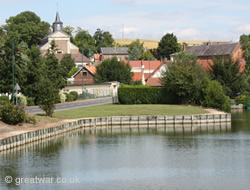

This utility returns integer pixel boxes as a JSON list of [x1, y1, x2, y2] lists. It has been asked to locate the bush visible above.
[[25, 114, 37, 125], [201, 80, 231, 113], [1, 102, 26, 125], [64, 92, 70, 102], [118, 85, 176, 104], [27, 97, 35, 106], [59, 93, 66, 103], [0, 96, 9, 102], [68, 94, 75, 102], [17, 95, 27, 106], [69, 91, 78, 101], [235, 93, 250, 106]]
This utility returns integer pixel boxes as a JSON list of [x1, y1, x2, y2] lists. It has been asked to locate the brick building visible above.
[[185, 42, 245, 70], [100, 47, 129, 61]]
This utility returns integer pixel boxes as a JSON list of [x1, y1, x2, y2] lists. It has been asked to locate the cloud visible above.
[[233, 24, 250, 33], [166, 28, 202, 39], [68, 0, 250, 41], [122, 27, 140, 33], [112, 0, 136, 7]]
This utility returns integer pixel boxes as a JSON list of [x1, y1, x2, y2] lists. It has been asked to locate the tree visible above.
[[209, 57, 247, 97], [157, 33, 181, 60], [37, 77, 59, 117], [68, 67, 79, 78], [0, 26, 6, 46], [45, 41, 67, 89], [60, 54, 76, 78], [93, 28, 115, 52], [95, 57, 133, 84], [128, 46, 141, 60], [128, 39, 144, 60], [0, 39, 27, 96], [201, 79, 231, 113], [161, 52, 207, 104], [63, 25, 75, 44], [75, 28, 95, 57], [22, 46, 44, 103], [4, 11, 50, 47], [140, 50, 155, 60]]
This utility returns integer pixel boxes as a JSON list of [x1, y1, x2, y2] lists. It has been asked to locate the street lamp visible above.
[[12, 39, 25, 103], [81, 48, 85, 100]]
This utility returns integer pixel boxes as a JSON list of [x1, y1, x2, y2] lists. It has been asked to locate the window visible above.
[[82, 71, 87, 76]]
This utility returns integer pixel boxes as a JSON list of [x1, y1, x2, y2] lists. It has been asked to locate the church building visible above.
[[39, 12, 91, 67]]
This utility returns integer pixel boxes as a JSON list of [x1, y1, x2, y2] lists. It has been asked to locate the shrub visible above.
[[69, 91, 78, 101], [68, 94, 75, 102], [25, 114, 37, 125], [201, 80, 231, 113], [59, 93, 66, 103], [27, 97, 35, 106], [18, 95, 27, 106], [64, 92, 70, 102], [1, 102, 26, 125], [235, 93, 250, 106], [0, 96, 9, 102], [118, 85, 176, 104]]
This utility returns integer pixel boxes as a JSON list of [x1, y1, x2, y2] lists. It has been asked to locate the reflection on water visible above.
[[0, 112, 250, 190]]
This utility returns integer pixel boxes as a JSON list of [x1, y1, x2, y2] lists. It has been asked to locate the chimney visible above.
[[141, 64, 145, 85]]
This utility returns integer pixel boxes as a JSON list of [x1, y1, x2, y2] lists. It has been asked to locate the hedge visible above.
[[118, 85, 177, 104]]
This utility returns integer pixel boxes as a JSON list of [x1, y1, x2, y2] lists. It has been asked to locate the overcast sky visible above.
[[1, 0, 250, 41]]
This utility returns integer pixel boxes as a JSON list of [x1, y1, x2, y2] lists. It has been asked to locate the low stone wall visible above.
[[0, 113, 231, 152]]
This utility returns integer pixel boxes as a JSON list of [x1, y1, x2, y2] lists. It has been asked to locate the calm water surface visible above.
[[0, 111, 250, 190]]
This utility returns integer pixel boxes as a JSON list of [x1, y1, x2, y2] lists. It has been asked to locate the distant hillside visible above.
[[115, 38, 231, 49]]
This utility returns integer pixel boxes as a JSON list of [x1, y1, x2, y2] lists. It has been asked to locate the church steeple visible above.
[[53, 11, 63, 32]]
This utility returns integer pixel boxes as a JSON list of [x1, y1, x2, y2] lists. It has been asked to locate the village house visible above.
[[128, 60, 166, 86], [70, 65, 96, 85], [100, 47, 129, 61], [184, 42, 245, 70]]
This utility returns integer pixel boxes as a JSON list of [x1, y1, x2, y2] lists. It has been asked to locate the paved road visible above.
[[25, 97, 113, 114]]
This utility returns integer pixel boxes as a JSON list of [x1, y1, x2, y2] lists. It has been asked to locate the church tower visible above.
[[53, 12, 63, 32]]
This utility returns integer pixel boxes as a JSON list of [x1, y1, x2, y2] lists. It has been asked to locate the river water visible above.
[[0, 111, 250, 190]]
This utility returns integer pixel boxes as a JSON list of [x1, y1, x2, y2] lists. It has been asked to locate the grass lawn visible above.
[[53, 104, 208, 119]]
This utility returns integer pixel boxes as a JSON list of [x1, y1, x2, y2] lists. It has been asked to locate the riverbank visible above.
[[0, 104, 230, 151], [0, 105, 223, 140]]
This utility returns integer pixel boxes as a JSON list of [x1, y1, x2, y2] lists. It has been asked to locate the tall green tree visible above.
[[63, 25, 75, 44], [75, 27, 95, 57], [60, 54, 76, 78], [22, 46, 44, 102], [161, 52, 207, 104], [4, 11, 50, 47], [157, 33, 181, 60], [36, 77, 59, 117], [209, 57, 247, 97], [128, 39, 144, 60], [45, 41, 67, 89], [0, 26, 6, 46], [95, 57, 133, 84], [0, 40, 27, 96], [140, 50, 155, 60], [93, 28, 115, 52]]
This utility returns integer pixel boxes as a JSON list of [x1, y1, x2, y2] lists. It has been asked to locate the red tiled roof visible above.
[[85, 65, 96, 74], [94, 54, 100, 60], [132, 73, 151, 81], [146, 78, 163, 87], [128, 60, 163, 70]]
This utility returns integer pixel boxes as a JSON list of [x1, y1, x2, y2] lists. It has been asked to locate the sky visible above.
[[1, 0, 250, 41]]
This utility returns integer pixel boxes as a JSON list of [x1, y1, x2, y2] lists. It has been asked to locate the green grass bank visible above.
[[53, 104, 208, 119]]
